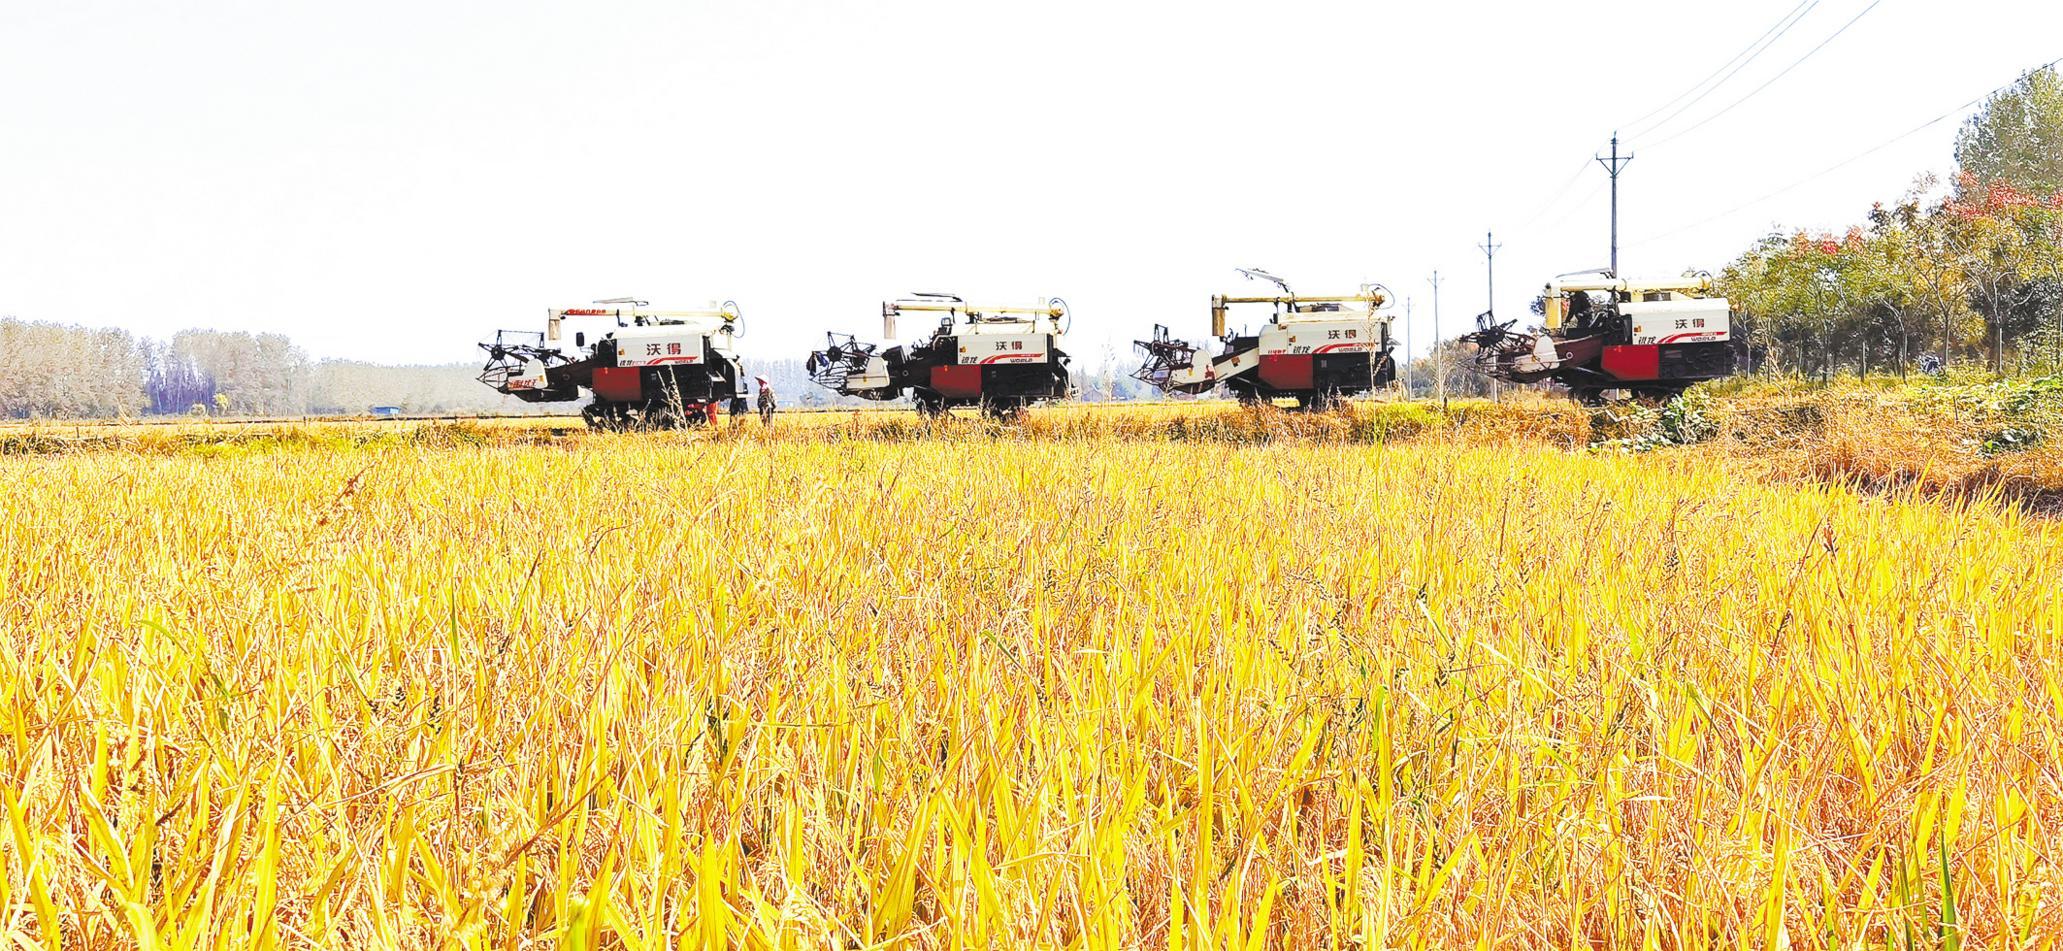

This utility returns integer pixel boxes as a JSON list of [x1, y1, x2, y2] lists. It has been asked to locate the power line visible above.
[[1625, 0, 1821, 139], [1514, 0, 1829, 242], [1647, 0, 1888, 150], [1624, 55, 2063, 249], [1535, 178, 1607, 235], [1511, 157, 1599, 233], [1516, 0, 1819, 242]]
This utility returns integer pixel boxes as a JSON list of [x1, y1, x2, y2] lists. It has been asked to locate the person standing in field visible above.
[[756, 376, 776, 426]]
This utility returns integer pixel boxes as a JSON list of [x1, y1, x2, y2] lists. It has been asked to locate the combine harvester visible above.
[[805, 293, 1073, 417], [1133, 269, 1398, 409], [478, 298, 747, 429], [1460, 271, 1736, 403]]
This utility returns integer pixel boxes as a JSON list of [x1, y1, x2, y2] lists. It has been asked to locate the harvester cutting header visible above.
[[479, 298, 746, 429], [1135, 270, 1398, 409], [1461, 272, 1735, 403], [806, 293, 1073, 416]]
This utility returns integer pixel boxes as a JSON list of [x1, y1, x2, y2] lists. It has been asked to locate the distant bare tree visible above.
[[0, 318, 148, 418]]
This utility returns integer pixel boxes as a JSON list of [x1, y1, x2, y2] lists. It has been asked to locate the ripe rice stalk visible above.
[[0, 399, 2058, 946]]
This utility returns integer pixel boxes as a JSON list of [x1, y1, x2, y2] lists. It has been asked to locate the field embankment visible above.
[[6, 378, 2059, 512]]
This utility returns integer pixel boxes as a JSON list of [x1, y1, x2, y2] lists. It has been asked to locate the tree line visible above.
[[0, 323, 550, 419], [0, 321, 1188, 420], [1715, 66, 2063, 378]]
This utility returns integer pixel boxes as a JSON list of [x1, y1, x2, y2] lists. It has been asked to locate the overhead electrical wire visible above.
[[1624, 0, 1821, 139], [1624, 54, 2063, 249], [1510, 157, 1600, 233], [1504, 0, 1830, 242], [1498, 0, 1887, 254], [1646, 0, 1888, 150], [1534, 179, 1608, 235]]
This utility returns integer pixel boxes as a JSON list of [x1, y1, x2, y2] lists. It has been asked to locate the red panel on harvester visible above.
[[592, 367, 644, 402], [1258, 354, 1314, 391], [930, 364, 983, 398], [1600, 345, 1660, 381]]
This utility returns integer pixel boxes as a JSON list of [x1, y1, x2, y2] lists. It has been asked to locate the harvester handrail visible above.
[[1211, 294, 1388, 306], [551, 307, 736, 320], [1544, 276, 1716, 295], [884, 302, 1065, 318]]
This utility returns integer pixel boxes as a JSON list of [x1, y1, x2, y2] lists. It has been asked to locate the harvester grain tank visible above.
[[805, 293, 1073, 417], [1133, 270, 1398, 409], [478, 298, 747, 429], [1460, 272, 1735, 402]]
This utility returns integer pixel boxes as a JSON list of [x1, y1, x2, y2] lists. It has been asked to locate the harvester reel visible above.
[[1458, 320, 1534, 378], [806, 332, 879, 391], [1132, 324, 1199, 390], [476, 330, 563, 394]]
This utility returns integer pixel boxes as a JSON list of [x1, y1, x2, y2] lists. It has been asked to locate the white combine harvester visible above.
[[1135, 269, 1398, 409], [806, 293, 1073, 417], [1461, 271, 1736, 403], [478, 297, 748, 429]]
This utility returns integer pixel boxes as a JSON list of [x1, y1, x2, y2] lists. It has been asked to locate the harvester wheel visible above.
[[981, 398, 1025, 420], [914, 393, 946, 418], [642, 404, 679, 430], [1633, 384, 1690, 403], [582, 403, 622, 431], [1294, 391, 1342, 413], [1371, 353, 1398, 387]]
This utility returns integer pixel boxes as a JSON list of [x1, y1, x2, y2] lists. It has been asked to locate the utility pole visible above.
[[1596, 133, 1633, 277], [1428, 271, 1444, 407], [1478, 230, 1502, 319], [1403, 296, 1413, 396], [1479, 232, 1503, 401]]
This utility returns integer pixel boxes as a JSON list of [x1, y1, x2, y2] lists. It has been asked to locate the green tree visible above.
[[1719, 233, 1790, 373], [1954, 65, 2063, 196], [1854, 206, 1924, 374]]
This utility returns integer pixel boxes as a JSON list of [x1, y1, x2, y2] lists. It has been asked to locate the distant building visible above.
[[369, 405, 404, 417]]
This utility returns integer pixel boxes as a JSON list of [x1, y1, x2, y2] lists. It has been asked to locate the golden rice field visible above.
[[3, 398, 2061, 948]]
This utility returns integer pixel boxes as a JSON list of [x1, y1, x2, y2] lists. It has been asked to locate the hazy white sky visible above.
[[3, 0, 2058, 366]]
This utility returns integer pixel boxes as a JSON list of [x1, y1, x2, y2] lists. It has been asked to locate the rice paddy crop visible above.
[[2, 401, 2060, 947]]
